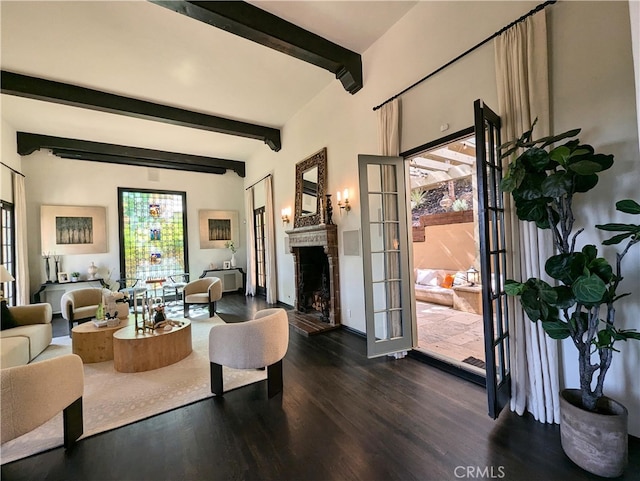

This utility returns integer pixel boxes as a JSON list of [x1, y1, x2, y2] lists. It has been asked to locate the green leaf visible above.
[[540, 303, 559, 322], [521, 289, 541, 321], [549, 146, 571, 166], [595, 223, 640, 232], [572, 273, 607, 305], [515, 199, 548, 224], [515, 171, 546, 196], [582, 245, 597, 261], [521, 148, 551, 172], [588, 257, 614, 283], [539, 128, 581, 148], [554, 286, 576, 309], [538, 285, 558, 304], [615, 330, 640, 341], [616, 199, 640, 215], [595, 329, 613, 348], [601, 232, 633, 245], [574, 174, 599, 193], [541, 320, 571, 339], [541, 172, 572, 197], [568, 160, 604, 175], [504, 280, 525, 296], [545, 253, 585, 284]]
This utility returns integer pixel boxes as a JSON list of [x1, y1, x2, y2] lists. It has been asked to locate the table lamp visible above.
[[0, 265, 15, 302]]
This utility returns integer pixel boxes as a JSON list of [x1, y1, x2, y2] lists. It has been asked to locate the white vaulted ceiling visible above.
[[1, 1, 417, 164]]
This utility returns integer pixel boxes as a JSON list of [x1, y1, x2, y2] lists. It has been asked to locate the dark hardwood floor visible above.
[[3, 293, 639, 481]]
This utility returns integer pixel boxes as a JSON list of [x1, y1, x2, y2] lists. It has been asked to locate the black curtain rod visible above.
[[0, 161, 25, 178], [245, 172, 272, 190], [372, 0, 556, 112]]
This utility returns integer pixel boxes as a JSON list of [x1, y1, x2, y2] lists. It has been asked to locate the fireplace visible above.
[[286, 224, 340, 328]]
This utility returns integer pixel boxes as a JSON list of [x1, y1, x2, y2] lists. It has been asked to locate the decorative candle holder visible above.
[[325, 194, 334, 225]]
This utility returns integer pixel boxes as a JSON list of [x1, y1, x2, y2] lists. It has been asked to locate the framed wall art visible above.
[[41, 205, 107, 255], [199, 210, 239, 249]]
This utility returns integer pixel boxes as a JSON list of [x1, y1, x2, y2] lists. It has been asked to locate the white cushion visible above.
[[453, 271, 468, 286], [415, 269, 443, 287]]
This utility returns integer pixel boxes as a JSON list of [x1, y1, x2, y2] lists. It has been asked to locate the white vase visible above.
[[88, 262, 98, 280], [230, 253, 236, 267]]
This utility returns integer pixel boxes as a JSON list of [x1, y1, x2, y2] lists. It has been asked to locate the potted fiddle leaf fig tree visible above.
[[499, 123, 640, 478]]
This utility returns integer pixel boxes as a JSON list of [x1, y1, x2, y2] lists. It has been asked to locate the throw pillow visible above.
[[416, 269, 439, 286], [453, 271, 468, 286], [441, 274, 455, 289], [1, 301, 18, 330]]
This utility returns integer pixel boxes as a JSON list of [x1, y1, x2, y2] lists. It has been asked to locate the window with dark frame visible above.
[[118, 189, 189, 289], [1, 201, 16, 305]]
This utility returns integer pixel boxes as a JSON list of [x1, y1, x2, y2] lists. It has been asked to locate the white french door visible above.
[[359, 154, 415, 357]]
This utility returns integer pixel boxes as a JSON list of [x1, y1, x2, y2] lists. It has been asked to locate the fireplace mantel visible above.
[[286, 224, 340, 329], [286, 224, 338, 251]]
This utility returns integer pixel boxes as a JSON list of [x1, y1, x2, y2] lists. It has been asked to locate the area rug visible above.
[[0, 315, 267, 465]]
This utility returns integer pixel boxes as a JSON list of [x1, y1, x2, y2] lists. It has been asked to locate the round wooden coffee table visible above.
[[112, 320, 192, 373], [72, 318, 130, 363]]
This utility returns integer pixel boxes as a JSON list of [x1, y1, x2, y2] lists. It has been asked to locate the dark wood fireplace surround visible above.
[[286, 224, 341, 335]]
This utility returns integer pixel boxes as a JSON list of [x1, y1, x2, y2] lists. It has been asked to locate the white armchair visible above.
[[61, 288, 129, 333], [183, 277, 222, 318], [1, 354, 84, 448], [208, 308, 289, 398]]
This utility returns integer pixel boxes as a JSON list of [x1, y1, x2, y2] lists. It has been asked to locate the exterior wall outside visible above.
[[413, 223, 475, 272]]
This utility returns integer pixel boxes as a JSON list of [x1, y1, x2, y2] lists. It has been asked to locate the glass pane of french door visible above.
[[359, 154, 415, 358], [254, 206, 266, 296], [474, 99, 511, 419]]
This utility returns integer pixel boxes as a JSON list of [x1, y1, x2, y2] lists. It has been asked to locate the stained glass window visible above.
[[118, 188, 188, 283]]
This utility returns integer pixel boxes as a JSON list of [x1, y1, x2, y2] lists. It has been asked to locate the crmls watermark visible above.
[[454, 466, 506, 479]]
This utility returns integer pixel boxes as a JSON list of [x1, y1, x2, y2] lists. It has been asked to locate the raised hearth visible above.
[[286, 224, 340, 334]]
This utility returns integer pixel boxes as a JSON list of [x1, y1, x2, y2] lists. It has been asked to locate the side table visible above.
[[452, 285, 483, 315], [72, 318, 130, 363]]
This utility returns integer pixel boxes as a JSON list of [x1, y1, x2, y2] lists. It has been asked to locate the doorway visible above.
[[253, 206, 266, 297], [403, 129, 485, 376]]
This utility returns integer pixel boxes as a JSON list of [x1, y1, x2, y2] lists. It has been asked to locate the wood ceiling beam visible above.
[[152, 0, 363, 94], [2, 70, 281, 152], [17, 132, 246, 177]]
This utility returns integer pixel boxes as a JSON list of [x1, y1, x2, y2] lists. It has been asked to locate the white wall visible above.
[[248, 1, 640, 435], [20, 150, 246, 294]]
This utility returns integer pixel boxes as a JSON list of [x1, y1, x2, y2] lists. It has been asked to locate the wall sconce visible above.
[[281, 207, 291, 225], [336, 189, 351, 212], [466, 266, 480, 286]]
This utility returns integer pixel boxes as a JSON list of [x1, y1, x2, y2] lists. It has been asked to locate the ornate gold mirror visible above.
[[294, 148, 327, 227]]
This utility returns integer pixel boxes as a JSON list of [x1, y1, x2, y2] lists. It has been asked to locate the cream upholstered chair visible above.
[[183, 277, 222, 318], [1, 354, 84, 448], [61, 288, 129, 333], [208, 308, 289, 398]]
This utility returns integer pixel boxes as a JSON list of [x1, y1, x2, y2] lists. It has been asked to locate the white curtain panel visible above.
[[376, 99, 406, 357], [377, 98, 400, 156], [12, 173, 30, 306], [264, 176, 278, 304], [245, 187, 256, 296], [495, 10, 560, 424]]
